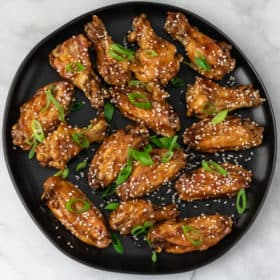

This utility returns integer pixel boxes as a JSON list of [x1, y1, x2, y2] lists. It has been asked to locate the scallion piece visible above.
[[65, 61, 85, 73], [182, 225, 203, 247], [143, 144, 152, 153], [28, 142, 37, 159], [31, 120, 45, 143], [76, 160, 88, 172], [70, 101, 84, 112], [161, 150, 174, 163], [54, 168, 69, 179], [102, 184, 117, 198], [104, 202, 119, 211], [111, 233, 124, 254], [128, 80, 146, 87], [65, 198, 90, 213], [104, 102, 115, 122], [151, 251, 157, 263], [150, 135, 180, 149], [236, 189, 247, 214], [171, 77, 185, 88], [128, 92, 152, 109], [72, 132, 90, 148], [108, 44, 135, 61], [211, 110, 228, 124], [201, 160, 212, 172], [131, 221, 153, 236], [201, 160, 228, 176], [194, 51, 211, 71], [115, 164, 132, 185], [44, 88, 65, 122], [130, 148, 153, 166], [144, 49, 157, 57]]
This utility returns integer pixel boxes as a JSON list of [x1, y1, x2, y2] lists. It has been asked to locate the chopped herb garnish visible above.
[[31, 119, 45, 143], [194, 51, 211, 71], [151, 251, 157, 263], [150, 135, 180, 149], [128, 80, 146, 87], [111, 233, 124, 254], [65, 198, 90, 213], [236, 189, 247, 214], [161, 135, 178, 163], [70, 101, 84, 112], [104, 202, 119, 211], [211, 109, 228, 124], [104, 102, 115, 122], [144, 49, 157, 57], [131, 221, 153, 236], [76, 160, 88, 172], [182, 225, 203, 247], [202, 101, 216, 115], [72, 132, 90, 148], [102, 184, 117, 198], [201, 160, 228, 176], [183, 59, 195, 68], [130, 148, 153, 166], [116, 164, 132, 185], [54, 168, 69, 179], [128, 92, 152, 110], [65, 62, 85, 73], [28, 142, 37, 159], [108, 44, 135, 61], [171, 77, 185, 88], [143, 144, 152, 153]]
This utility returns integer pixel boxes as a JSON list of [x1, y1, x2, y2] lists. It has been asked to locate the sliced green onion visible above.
[[201, 160, 228, 176], [128, 92, 152, 109], [70, 101, 84, 112], [211, 110, 228, 124], [194, 52, 211, 72], [104, 202, 119, 211], [131, 225, 146, 236], [144, 49, 157, 57], [28, 142, 38, 159], [151, 251, 157, 263], [171, 77, 185, 88], [130, 148, 153, 166], [182, 225, 203, 246], [236, 189, 247, 214], [202, 101, 216, 115], [65, 198, 90, 213], [45, 88, 65, 122], [31, 120, 45, 143], [54, 168, 69, 179], [169, 135, 178, 151], [104, 102, 115, 122], [143, 144, 152, 153], [72, 132, 90, 148], [108, 44, 135, 61], [102, 184, 117, 198], [115, 164, 132, 185], [183, 59, 195, 68], [161, 150, 174, 163], [65, 61, 85, 73], [128, 80, 146, 87], [76, 160, 88, 172], [111, 233, 124, 254], [150, 135, 180, 149]]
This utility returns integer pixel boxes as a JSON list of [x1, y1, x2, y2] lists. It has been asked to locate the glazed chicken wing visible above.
[[117, 148, 186, 200], [85, 15, 132, 85], [12, 81, 74, 150], [109, 199, 178, 235], [147, 214, 232, 254], [175, 162, 252, 201], [109, 84, 180, 136], [187, 77, 264, 118], [36, 116, 107, 169], [42, 176, 111, 248], [165, 12, 235, 80], [127, 14, 182, 85], [49, 34, 103, 109], [183, 117, 263, 152], [88, 125, 149, 189]]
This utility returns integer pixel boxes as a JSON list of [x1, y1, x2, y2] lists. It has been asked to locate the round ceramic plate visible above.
[[3, 1, 277, 274]]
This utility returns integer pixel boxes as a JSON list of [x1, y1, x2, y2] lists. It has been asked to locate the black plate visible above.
[[3, 1, 277, 274]]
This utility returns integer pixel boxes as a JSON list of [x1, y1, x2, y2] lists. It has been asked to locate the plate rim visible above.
[[2, 1, 278, 274]]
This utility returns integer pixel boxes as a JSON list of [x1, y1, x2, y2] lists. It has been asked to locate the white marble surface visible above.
[[1, 0, 280, 279]]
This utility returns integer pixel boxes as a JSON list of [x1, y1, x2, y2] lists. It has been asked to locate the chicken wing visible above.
[[84, 15, 132, 86], [36, 115, 107, 169], [165, 12, 235, 80], [109, 199, 178, 235], [127, 14, 182, 85], [88, 125, 149, 189], [117, 148, 186, 200], [12, 81, 74, 150], [183, 117, 263, 152], [108, 84, 180, 136], [49, 34, 103, 109], [186, 77, 264, 118], [175, 162, 252, 201], [42, 176, 111, 248], [147, 214, 232, 254]]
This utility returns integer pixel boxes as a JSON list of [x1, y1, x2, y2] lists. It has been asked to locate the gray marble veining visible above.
[[1, 0, 279, 279]]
